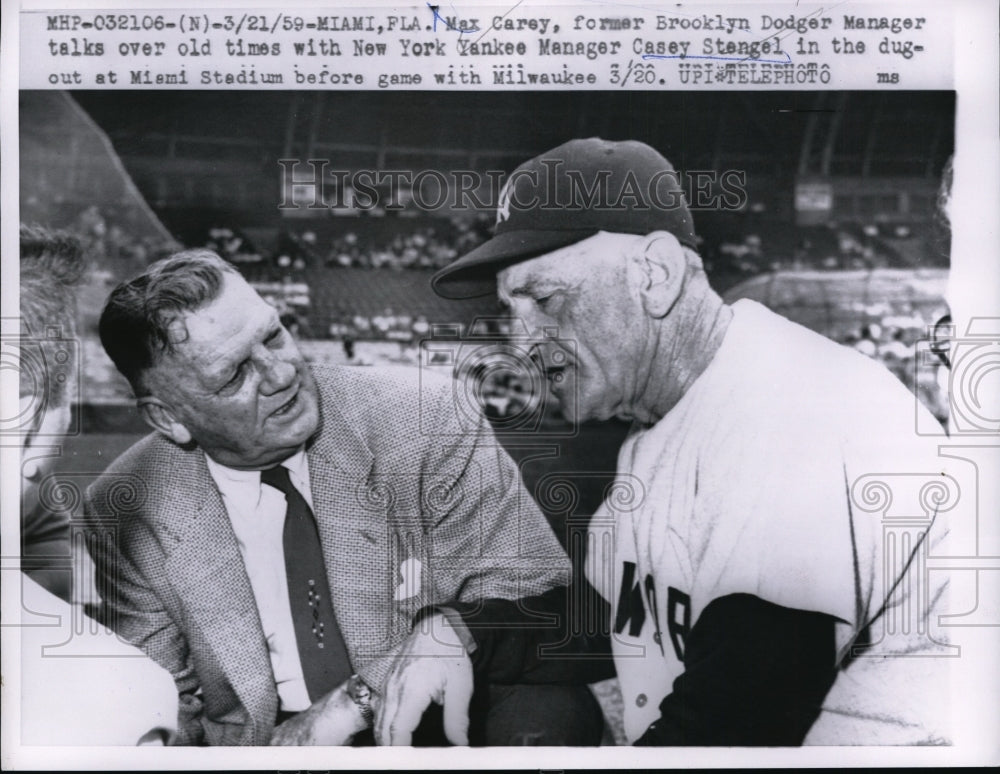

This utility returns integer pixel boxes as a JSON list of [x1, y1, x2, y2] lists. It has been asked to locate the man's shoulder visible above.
[[310, 364, 463, 458], [312, 362, 451, 392], [312, 363, 454, 420], [727, 299, 911, 400], [87, 432, 192, 508], [715, 300, 938, 461]]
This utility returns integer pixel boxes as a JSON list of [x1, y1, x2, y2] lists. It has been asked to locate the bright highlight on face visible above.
[[143, 272, 320, 470], [497, 232, 652, 423]]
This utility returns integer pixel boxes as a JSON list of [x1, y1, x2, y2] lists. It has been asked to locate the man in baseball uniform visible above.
[[378, 138, 956, 746]]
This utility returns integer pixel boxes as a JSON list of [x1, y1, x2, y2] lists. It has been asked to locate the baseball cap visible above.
[[432, 138, 698, 299]]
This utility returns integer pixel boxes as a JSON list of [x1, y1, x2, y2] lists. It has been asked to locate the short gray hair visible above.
[[99, 249, 239, 394]]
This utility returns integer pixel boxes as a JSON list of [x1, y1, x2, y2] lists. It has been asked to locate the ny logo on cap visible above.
[[496, 176, 514, 225]]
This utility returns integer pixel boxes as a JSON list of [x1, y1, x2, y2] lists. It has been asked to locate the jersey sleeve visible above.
[[633, 593, 838, 745], [445, 574, 616, 685], [691, 419, 863, 646]]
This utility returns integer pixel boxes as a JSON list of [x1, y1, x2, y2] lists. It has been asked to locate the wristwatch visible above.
[[347, 673, 374, 727]]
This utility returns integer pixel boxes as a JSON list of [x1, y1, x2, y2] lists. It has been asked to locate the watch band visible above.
[[347, 673, 374, 727]]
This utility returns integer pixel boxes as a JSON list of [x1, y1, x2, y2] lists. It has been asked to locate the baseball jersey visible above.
[[586, 299, 954, 744]]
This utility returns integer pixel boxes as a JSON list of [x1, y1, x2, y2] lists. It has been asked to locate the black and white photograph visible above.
[[2, 1, 998, 770]]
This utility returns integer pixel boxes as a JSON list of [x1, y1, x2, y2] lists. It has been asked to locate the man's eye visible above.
[[266, 329, 284, 347], [536, 294, 558, 310], [220, 365, 246, 393]]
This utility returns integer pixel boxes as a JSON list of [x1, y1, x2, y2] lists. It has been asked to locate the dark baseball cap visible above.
[[432, 138, 698, 299]]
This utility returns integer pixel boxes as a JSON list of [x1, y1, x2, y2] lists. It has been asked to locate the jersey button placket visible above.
[[636, 693, 647, 707]]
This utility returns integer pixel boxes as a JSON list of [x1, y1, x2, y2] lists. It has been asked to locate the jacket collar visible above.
[[154, 392, 377, 742], [158, 447, 277, 743]]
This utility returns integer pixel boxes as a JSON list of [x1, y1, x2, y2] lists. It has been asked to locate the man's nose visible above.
[[508, 309, 555, 342], [528, 344, 545, 372], [528, 340, 565, 373], [258, 350, 296, 394]]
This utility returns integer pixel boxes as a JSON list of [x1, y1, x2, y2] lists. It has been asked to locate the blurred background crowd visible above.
[[18, 87, 954, 489]]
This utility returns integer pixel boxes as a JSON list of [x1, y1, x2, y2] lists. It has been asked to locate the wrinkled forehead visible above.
[[158, 274, 273, 364], [496, 231, 638, 300]]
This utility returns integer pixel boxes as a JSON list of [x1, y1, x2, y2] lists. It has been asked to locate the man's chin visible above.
[[254, 420, 319, 469], [553, 405, 574, 425], [553, 396, 591, 426], [563, 399, 619, 425], [265, 417, 318, 462]]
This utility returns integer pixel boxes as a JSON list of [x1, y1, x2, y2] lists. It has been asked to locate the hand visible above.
[[269, 680, 368, 746], [375, 613, 474, 745]]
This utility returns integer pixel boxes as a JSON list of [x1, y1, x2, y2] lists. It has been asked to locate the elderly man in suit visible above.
[[85, 249, 606, 746]]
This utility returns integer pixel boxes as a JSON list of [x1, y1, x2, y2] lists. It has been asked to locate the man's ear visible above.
[[137, 397, 192, 445], [20, 399, 71, 481], [21, 398, 71, 449], [634, 231, 687, 319]]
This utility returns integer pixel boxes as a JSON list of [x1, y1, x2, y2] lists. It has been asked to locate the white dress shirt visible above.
[[205, 449, 315, 712]]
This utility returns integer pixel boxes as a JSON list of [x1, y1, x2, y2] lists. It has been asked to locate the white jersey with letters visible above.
[[586, 299, 954, 744]]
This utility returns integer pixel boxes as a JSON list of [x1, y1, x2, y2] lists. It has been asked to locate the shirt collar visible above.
[[280, 448, 310, 493], [205, 448, 311, 511]]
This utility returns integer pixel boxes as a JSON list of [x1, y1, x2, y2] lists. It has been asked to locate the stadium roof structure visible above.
[[70, 90, 953, 183], [20, 91, 176, 243]]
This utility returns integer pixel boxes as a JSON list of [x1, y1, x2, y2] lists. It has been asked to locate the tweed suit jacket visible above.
[[84, 365, 570, 746]]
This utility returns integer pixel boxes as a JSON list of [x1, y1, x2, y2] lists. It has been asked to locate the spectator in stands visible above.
[[878, 326, 913, 361], [411, 315, 430, 341], [207, 228, 252, 264], [316, 221, 487, 272], [854, 323, 880, 357], [352, 314, 372, 336], [18, 224, 87, 602], [71, 205, 176, 275], [280, 309, 311, 340]]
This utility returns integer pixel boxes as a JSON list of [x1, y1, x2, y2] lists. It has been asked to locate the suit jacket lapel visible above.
[[307, 399, 393, 677], [161, 449, 277, 741]]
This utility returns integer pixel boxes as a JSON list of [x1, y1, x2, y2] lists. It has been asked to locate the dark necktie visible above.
[[261, 464, 352, 703]]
